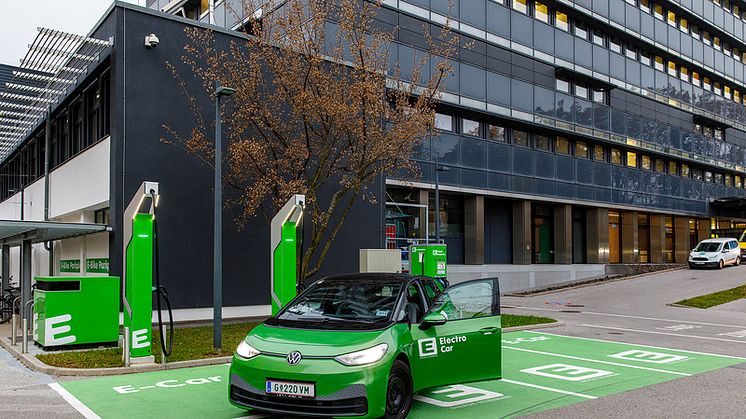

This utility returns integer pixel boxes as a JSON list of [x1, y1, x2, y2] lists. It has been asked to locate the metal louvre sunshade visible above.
[[0, 220, 108, 246], [0, 27, 112, 161]]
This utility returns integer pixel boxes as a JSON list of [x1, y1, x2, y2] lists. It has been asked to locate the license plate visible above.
[[695, 262, 704, 265], [266, 380, 315, 398]]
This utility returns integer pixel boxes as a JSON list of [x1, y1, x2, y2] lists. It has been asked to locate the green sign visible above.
[[86, 258, 110, 273], [60, 259, 81, 273]]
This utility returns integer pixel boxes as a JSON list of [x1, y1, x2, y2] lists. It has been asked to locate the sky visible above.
[[0, 0, 140, 66]]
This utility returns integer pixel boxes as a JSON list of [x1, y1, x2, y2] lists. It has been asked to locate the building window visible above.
[[705, 171, 713, 182], [592, 30, 604, 46], [654, 56, 665, 72], [555, 11, 569, 31], [681, 163, 690, 178], [655, 159, 665, 173], [610, 38, 622, 54], [435, 113, 453, 131], [574, 22, 588, 39], [667, 10, 676, 26], [625, 44, 637, 60], [574, 83, 588, 99], [512, 129, 529, 146], [592, 89, 607, 103], [556, 137, 570, 154], [736, 176, 743, 188], [714, 128, 724, 141], [715, 173, 724, 184], [556, 78, 570, 93], [533, 204, 554, 264], [626, 151, 638, 167], [611, 148, 622, 164], [94, 207, 110, 225], [668, 161, 678, 175], [641, 155, 651, 170], [535, 1, 549, 23], [535, 134, 551, 151], [654, 4, 664, 20], [576, 141, 589, 158], [487, 124, 505, 141], [725, 174, 732, 186], [513, 0, 528, 14], [462, 118, 480, 136], [594, 145, 605, 161]]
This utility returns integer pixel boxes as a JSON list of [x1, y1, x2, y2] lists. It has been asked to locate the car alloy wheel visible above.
[[719, 259, 725, 269], [385, 360, 413, 419]]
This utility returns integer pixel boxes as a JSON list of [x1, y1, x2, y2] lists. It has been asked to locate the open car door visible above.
[[409, 277, 501, 392]]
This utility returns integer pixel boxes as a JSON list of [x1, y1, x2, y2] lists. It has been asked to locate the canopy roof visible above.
[[0, 219, 108, 245]]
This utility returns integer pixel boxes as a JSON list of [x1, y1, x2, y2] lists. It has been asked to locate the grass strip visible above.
[[675, 284, 746, 309], [501, 314, 556, 328], [36, 314, 555, 369]]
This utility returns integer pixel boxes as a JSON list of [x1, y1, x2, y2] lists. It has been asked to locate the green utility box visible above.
[[409, 244, 447, 278], [33, 276, 119, 347]]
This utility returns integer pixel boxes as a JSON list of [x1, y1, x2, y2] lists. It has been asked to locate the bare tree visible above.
[[166, 0, 457, 283]]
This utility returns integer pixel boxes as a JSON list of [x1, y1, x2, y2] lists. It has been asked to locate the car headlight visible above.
[[334, 343, 388, 366], [236, 340, 260, 359]]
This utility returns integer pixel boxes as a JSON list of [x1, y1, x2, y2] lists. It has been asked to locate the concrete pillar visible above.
[[649, 215, 666, 264], [553, 204, 572, 264], [21, 240, 32, 321], [512, 200, 532, 265], [674, 217, 690, 262], [464, 195, 484, 265], [1, 245, 8, 297], [586, 207, 609, 264], [417, 189, 429, 241], [621, 211, 638, 263], [697, 218, 711, 242]]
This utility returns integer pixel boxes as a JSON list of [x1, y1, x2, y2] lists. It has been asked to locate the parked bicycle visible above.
[[0, 278, 19, 324]]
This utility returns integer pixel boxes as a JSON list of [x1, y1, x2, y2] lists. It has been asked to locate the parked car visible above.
[[228, 273, 501, 419], [688, 238, 741, 269]]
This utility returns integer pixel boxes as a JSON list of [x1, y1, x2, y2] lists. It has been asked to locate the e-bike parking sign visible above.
[[521, 364, 615, 381], [608, 350, 688, 364]]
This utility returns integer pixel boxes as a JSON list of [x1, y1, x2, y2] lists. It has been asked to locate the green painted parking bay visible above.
[[55, 331, 746, 418]]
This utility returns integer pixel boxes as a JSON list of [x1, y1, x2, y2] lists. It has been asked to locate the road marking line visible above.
[[500, 379, 597, 399], [48, 383, 101, 419], [580, 325, 746, 345], [525, 331, 746, 360], [507, 306, 746, 328], [504, 347, 690, 376]]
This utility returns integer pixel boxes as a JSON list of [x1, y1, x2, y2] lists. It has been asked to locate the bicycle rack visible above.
[[21, 300, 34, 354], [11, 296, 20, 346]]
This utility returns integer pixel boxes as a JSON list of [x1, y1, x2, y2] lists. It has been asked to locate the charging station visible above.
[[409, 244, 447, 279], [122, 181, 173, 365], [270, 195, 305, 315]]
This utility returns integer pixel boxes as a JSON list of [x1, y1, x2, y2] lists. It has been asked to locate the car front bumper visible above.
[[229, 353, 392, 418], [688, 260, 719, 268]]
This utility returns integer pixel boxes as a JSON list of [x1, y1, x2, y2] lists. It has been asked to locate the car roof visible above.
[[700, 238, 736, 243], [319, 272, 427, 283]]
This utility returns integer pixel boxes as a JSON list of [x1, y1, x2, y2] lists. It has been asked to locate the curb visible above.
[[502, 321, 564, 332], [0, 336, 232, 376], [2, 321, 561, 377], [507, 266, 687, 297]]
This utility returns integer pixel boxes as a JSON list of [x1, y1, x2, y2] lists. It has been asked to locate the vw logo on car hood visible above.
[[286, 350, 302, 365]]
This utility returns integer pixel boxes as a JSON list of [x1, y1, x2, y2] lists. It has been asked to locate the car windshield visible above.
[[693, 242, 722, 252], [267, 280, 403, 330]]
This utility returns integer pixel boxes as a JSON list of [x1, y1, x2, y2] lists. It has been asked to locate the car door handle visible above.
[[479, 327, 500, 335]]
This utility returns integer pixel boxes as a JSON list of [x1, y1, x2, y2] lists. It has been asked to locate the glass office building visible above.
[[147, 1, 746, 278]]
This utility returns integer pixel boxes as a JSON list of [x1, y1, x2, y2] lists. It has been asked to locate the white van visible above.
[[688, 238, 741, 269]]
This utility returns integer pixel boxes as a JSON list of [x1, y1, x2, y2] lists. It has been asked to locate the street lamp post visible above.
[[433, 162, 450, 244], [213, 81, 235, 353]]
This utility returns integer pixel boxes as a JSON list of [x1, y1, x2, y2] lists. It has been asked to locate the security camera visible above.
[[144, 34, 159, 48]]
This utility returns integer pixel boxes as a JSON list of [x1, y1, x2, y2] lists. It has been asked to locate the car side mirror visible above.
[[419, 312, 447, 330], [723, 249, 729, 253]]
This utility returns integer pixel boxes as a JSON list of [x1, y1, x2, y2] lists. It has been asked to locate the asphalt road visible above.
[[502, 264, 746, 418], [0, 341, 79, 418]]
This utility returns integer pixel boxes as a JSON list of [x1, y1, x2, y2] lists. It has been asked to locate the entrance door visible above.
[[409, 278, 501, 392]]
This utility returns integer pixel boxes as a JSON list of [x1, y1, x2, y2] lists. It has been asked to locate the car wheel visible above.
[[719, 259, 725, 269], [736, 257, 741, 266], [384, 360, 413, 419], [688, 263, 696, 269]]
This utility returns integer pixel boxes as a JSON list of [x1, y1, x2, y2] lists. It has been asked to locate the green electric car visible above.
[[229, 273, 502, 418]]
